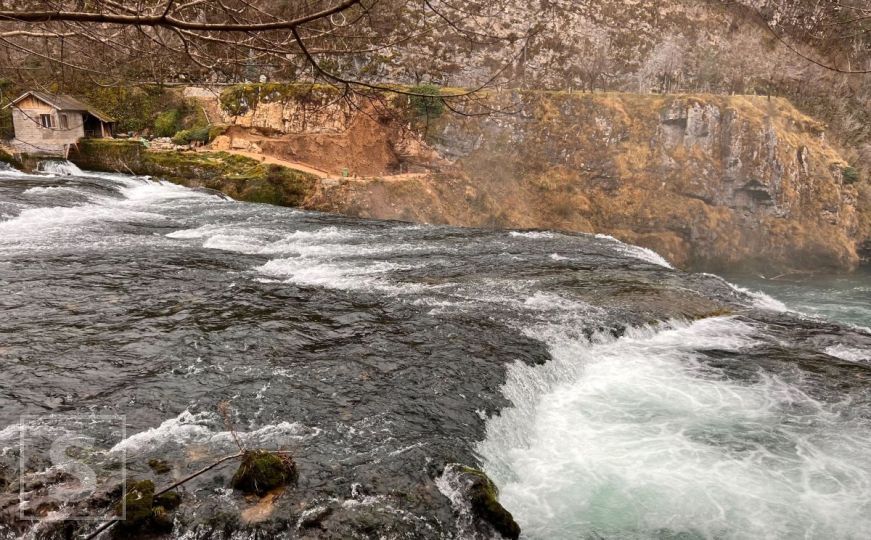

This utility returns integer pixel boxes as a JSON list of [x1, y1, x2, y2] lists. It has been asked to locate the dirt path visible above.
[[200, 147, 331, 178], [204, 146, 432, 183]]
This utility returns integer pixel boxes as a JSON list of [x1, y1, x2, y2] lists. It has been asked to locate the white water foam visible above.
[[700, 273, 789, 312], [2, 175, 222, 251], [0, 204, 162, 240], [109, 410, 319, 455], [594, 234, 673, 268], [510, 231, 555, 239], [825, 344, 870, 363], [479, 317, 871, 539], [37, 160, 84, 176], [22, 185, 89, 198], [0, 162, 27, 177], [258, 257, 421, 293], [167, 224, 435, 293]]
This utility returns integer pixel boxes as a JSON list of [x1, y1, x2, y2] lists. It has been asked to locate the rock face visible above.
[[186, 88, 863, 272], [303, 93, 861, 273]]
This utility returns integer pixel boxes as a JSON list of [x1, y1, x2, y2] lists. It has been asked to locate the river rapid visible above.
[[1, 164, 870, 539]]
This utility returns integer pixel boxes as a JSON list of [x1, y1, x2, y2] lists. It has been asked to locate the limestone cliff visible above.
[[192, 88, 863, 273]]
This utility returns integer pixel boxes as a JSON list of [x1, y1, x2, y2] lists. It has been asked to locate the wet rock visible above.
[[154, 490, 182, 511], [439, 464, 521, 540], [115, 479, 155, 528], [114, 480, 183, 537], [231, 450, 298, 496], [298, 504, 335, 529], [461, 468, 521, 540], [147, 458, 171, 475]]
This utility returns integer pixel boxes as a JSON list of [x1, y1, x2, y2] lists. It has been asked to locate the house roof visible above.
[[4, 90, 116, 123]]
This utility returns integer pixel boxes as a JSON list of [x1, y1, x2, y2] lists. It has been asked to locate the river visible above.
[[1, 164, 869, 539]]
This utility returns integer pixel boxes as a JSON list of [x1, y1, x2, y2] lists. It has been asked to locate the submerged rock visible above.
[[231, 450, 298, 496], [116, 480, 154, 525], [154, 491, 182, 511], [147, 458, 171, 475], [113, 480, 183, 537]]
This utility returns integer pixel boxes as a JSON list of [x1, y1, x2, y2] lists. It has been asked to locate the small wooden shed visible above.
[[3, 91, 115, 156]]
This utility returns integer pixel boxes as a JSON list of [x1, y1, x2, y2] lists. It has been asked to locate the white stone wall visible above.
[[11, 108, 85, 154]]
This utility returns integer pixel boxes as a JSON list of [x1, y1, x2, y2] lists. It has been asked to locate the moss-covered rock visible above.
[[154, 491, 182, 511], [231, 450, 297, 497], [0, 148, 15, 166], [115, 480, 155, 525], [458, 467, 520, 540], [68, 140, 317, 207], [147, 458, 171, 475], [113, 480, 183, 537], [149, 505, 175, 533]]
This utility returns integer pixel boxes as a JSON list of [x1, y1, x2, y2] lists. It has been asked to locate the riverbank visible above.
[[185, 87, 871, 273], [66, 139, 318, 207], [3, 86, 867, 273]]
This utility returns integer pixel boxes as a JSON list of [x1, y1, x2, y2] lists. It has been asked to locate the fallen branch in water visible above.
[[83, 451, 244, 540]]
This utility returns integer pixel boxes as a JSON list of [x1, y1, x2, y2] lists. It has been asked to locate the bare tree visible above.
[[0, 1, 540, 99], [728, 0, 871, 74]]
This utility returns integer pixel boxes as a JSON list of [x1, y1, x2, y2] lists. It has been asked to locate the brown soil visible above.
[[219, 110, 402, 177]]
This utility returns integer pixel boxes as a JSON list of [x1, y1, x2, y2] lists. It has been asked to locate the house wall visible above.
[[11, 107, 85, 155]]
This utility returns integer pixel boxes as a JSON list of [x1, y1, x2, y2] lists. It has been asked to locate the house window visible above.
[[39, 114, 54, 128], [59, 114, 69, 130]]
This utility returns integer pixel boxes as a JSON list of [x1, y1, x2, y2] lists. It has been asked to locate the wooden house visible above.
[[3, 91, 115, 157]]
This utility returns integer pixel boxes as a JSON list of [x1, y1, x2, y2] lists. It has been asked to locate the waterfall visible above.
[[37, 159, 84, 176], [478, 317, 871, 539]]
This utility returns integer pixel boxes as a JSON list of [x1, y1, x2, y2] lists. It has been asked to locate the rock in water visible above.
[[231, 450, 298, 496], [463, 468, 521, 540], [439, 464, 521, 540], [115, 480, 154, 525]]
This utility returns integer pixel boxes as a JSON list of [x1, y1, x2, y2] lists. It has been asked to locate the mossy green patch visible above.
[[69, 140, 317, 207], [154, 110, 182, 137], [0, 148, 15, 165], [113, 480, 183, 536], [458, 466, 520, 540], [843, 166, 860, 185], [147, 458, 171, 475], [115, 480, 155, 525], [154, 491, 182, 511], [231, 450, 297, 496]]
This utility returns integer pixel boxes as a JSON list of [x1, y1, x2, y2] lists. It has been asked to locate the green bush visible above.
[[842, 166, 860, 184], [154, 110, 181, 137], [0, 107, 12, 140], [208, 125, 227, 141], [81, 86, 173, 134], [0, 148, 14, 164], [409, 84, 445, 119], [171, 126, 211, 146]]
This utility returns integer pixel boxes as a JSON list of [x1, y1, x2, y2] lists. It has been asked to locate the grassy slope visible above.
[[69, 139, 317, 206]]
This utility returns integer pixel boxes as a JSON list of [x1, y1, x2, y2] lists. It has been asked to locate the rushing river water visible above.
[[725, 272, 871, 332], [1, 163, 870, 539]]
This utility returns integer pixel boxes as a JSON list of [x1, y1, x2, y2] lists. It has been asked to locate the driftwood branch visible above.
[[83, 451, 245, 540]]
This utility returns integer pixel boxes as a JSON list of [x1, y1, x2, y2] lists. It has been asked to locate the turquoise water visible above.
[[725, 269, 871, 330]]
